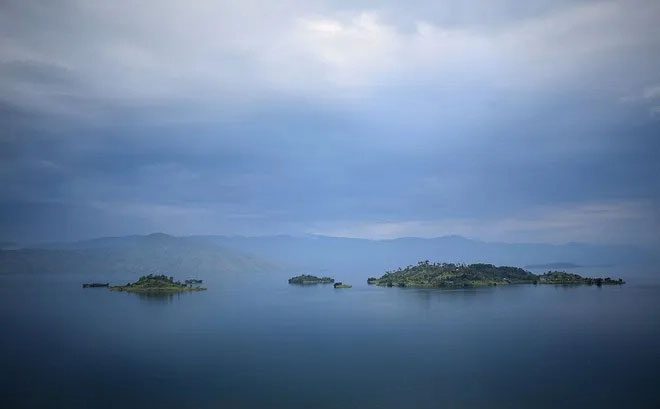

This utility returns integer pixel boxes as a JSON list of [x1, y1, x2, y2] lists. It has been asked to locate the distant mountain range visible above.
[[524, 262, 584, 270], [0, 233, 276, 275], [198, 234, 653, 275], [0, 241, 18, 250], [0, 233, 654, 276]]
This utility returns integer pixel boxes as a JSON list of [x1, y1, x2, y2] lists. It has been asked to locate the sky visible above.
[[1, 0, 659, 246]]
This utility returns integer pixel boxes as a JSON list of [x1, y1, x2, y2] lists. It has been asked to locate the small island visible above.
[[333, 282, 352, 288], [110, 274, 206, 293], [82, 282, 109, 288], [538, 271, 624, 286], [288, 274, 335, 285], [368, 261, 624, 288]]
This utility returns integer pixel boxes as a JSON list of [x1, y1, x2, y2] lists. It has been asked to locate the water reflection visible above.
[[134, 292, 181, 303], [398, 286, 490, 309], [2, 274, 660, 409]]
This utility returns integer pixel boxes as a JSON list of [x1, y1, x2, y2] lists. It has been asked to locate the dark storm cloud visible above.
[[0, 0, 659, 245]]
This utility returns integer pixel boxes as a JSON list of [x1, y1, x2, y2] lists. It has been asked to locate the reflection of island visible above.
[[368, 261, 625, 288], [110, 274, 206, 293], [134, 292, 181, 303], [288, 274, 334, 285]]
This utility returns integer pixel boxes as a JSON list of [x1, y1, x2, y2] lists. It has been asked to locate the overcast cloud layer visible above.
[[1, 0, 659, 246]]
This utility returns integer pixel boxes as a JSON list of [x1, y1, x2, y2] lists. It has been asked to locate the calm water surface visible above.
[[1, 271, 659, 408]]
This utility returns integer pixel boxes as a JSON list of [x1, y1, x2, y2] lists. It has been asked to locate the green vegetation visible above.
[[538, 271, 624, 286], [110, 274, 206, 293], [288, 274, 334, 285], [368, 261, 624, 288]]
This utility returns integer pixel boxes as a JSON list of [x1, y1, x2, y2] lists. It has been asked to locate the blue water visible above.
[[1, 272, 659, 408]]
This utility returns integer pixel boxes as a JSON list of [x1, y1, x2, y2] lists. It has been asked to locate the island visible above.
[[368, 261, 624, 288], [110, 274, 207, 293], [288, 274, 335, 285], [82, 282, 109, 288], [537, 271, 624, 285], [333, 282, 352, 288]]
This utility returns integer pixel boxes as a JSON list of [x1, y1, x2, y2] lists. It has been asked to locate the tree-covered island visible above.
[[288, 274, 335, 284], [110, 274, 206, 293], [368, 261, 625, 288], [537, 271, 624, 285]]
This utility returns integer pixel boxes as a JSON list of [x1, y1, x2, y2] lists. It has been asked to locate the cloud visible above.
[[311, 200, 660, 245], [1, 0, 659, 120], [620, 83, 660, 118], [642, 85, 660, 100], [0, 0, 659, 245], [651, 106, 660, 117]]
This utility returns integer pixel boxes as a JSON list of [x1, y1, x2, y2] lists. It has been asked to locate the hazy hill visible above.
[[1, 233, 653, 278], [0, 241, 18, 250], [0, 233, 277, 275], [198, 234, 653, 275], [524, 262, 583, 270]]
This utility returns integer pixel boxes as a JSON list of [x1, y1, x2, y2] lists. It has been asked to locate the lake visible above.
[[1, 271, 659, 408]]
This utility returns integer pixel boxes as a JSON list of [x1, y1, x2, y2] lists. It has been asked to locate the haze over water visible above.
[[2, 271, 659, 409]]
